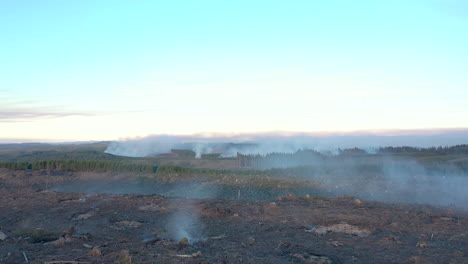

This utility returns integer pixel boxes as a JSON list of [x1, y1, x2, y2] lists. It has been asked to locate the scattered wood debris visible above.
[[247, 236, 255, 246], [0, 231, 7, 241], [82, 243, 93, 249], [416, 241, 429, 248], [89, 247, 102, 257], [209, 234, 227, 240], [110, 221, 142, 230], [175, 251, 202, 258], [291, 253, 332, 264], [327, 240, 344, 247], [72, 210, 96, 221], [178, 237, 190, 247], [305, 223, 371, 237], [118, 250, 132, 264], [44, 261, 92, 264]]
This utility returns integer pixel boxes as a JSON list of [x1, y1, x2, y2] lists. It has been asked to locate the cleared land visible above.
[[0, 143, 467, 263]]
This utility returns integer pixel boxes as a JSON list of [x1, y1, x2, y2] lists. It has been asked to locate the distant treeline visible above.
[[0, 150, 123, 162], [237, 145, 468, 170], [377, 145, 468, 155], [0, 160, 158, 173], [1, 159, 467, 180]]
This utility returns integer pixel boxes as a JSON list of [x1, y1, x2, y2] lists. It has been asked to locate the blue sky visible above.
[[1, 0, 467, 141]]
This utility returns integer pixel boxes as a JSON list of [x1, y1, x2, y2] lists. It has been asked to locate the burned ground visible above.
[[0, 169, 467, 264]]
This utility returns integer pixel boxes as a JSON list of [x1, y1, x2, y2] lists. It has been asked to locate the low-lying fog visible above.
[[105, 131, 468, 157], [99, 132, 468, 209]]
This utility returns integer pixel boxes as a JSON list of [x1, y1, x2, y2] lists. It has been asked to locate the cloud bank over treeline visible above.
[[105, 129, 468, 158]]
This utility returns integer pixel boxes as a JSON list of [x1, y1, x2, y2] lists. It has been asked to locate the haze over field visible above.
[[105, 130, 468, 158], [1, 0, 467, 209], [103, 132, 468, 208]]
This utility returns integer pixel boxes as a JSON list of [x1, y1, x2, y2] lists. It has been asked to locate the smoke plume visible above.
[[105, 130, 468, 158]]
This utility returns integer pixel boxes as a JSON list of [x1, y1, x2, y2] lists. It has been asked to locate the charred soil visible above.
[[0, 169, 467, 264]]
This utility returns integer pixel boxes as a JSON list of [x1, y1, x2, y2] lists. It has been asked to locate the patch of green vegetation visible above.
[[416, 154, 466, 163], [0, 160, 157, 173], [0, 142, 109, 159], [170, 149, 196, 158], [454, 160, 468, 171], [201, 153, 221, 159], [142, 165, 322, 190], [12, 228, 60, 243]]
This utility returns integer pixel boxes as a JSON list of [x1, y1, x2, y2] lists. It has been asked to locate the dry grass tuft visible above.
[[118, 250, 132, 264]]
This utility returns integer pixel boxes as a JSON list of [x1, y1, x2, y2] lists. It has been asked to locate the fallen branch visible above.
[[22, 252, 29, 264], [174, 251, 202, 258], [44, 261, 92, 264], [209, 234, 227, 240], [175, 254, 194, 258]]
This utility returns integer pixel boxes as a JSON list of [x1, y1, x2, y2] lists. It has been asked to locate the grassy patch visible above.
[[12, 228, 60, 243]]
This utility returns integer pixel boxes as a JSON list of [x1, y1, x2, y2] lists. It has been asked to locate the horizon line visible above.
[[1, 127, 468, 144]]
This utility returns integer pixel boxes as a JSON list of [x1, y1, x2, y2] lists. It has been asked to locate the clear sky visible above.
[[1, 0, 467, 141]]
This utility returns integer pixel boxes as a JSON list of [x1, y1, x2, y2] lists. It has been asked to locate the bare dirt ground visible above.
[[0, 169, 467, 264]]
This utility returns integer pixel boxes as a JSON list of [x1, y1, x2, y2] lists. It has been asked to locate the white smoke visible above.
[[102, 131, 468, 208], [104, 130, 468, 158], [166, 183, 218, 243], [167, 205, 205, 243]]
